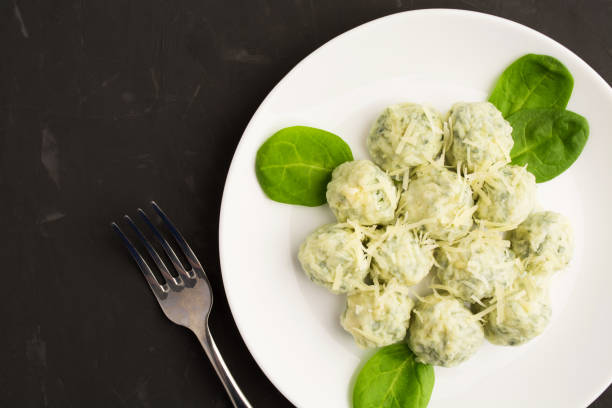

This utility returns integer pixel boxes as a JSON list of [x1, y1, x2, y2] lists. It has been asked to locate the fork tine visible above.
[[138, 207, 195, 279], [111, 222, 169, 295], [124, 215, 183, 287], [150, 201, 204, 274]]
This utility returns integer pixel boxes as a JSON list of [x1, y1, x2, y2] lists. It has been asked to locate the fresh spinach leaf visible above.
[[508, 108, 588, 183], [353, 343, 434, 408], [489, 54, 574, 117], [255, 126, 353, 206]]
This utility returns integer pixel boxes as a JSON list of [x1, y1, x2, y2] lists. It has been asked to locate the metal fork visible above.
[[112, 201, 252, 408]]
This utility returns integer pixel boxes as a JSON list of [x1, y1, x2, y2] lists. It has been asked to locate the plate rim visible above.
[[218, 8, 612, 407]]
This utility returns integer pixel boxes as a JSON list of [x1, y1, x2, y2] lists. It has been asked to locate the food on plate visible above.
[[473, 164, 536, 227], [341, 282, 414, 348], [488, 53, 574, 118], [488, 54, 588, 184], [396, 164, 475, 241], [408, 295, 484, 367], [297, 223, 369, 293], [433, 229, 517, 302], [326, 160, 399, 225], [505, 108, 589, 183], [367, 103, 444, 177], [352, 343, 434, 408], [368, 224, 437, 287], [483, 276, 552, 346], [446, 102, 514, 172], [255, 126, 353, 206], [250, 52, 589, 408], [508, 211, 574, 276]]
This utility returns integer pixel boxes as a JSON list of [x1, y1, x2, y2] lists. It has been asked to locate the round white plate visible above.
[[219, 9, 612, 408]]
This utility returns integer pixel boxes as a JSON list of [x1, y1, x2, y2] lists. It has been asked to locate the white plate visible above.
[[219, 9, 612, 408]]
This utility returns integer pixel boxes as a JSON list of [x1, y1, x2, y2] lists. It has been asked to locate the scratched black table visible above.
[[1, 1, 611, 407]]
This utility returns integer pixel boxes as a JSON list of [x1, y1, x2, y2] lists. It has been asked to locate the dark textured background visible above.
[[1, 1, 610, 407]]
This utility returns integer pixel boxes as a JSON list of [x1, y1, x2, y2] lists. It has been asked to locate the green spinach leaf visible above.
[[255, 126, 353, 206], [489, 54, 574, 117], [508, 108, 589, 182], [353, 343, 434, 408]]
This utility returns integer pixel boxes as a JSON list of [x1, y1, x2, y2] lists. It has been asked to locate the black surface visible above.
[[1, 1, 611, 407]]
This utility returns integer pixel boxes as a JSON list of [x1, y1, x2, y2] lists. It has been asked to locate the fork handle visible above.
[[197, 325, 253, 408]]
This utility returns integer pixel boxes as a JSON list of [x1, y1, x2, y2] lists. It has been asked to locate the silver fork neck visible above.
[[195, 325, 253, 408]]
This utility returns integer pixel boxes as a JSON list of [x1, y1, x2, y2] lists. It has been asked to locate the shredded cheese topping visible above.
[[472, 164, 536, 228], [408, 295, 484, 367], [298, 223, 370, 294], [367, 103, 445, 180], [326, 160, 399, 225], [509, 211, 574, 276], [434, 229, 517, 301], [482, 275, 552, 346], [368, 223, 437, 287], [446, 102, 513, 173], [341, 280, 415, 348], [396, 163, 475, 242], [296, 101, 573, 363]]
